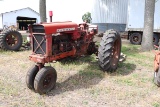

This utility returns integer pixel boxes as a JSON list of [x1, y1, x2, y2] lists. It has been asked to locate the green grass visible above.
[[79, 69, 103, 79], [0, 49, 15, 54], [0, 76, 19, 96], [153, 102, 160, 107], [121, 43, 154, 68], [114, 78, 136, 86]]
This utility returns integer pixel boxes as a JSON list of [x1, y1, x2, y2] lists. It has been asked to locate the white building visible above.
[[0, 7, 40, 30], [91, 0, 128, 32]]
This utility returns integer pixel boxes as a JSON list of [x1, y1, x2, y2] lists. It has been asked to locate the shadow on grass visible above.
[[59, 54, 136, 76], [58, 55, 96, 65], [110, 62, 136, 76], [47, 55, 136, 96], [47, 60, 103, 96]]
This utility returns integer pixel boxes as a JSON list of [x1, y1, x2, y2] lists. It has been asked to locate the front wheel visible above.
[[98, 30, 121, 72], [34, 66, 57, 94], [26, 65, 39, 90]]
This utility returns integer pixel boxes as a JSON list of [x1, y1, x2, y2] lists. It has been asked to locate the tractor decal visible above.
[[57, 28, 75, 32]]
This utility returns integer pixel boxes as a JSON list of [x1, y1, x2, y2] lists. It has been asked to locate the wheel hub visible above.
[[110, 39, 120, 67], [6, 34, 18, 47], [43, 74, 52, 88], [133, 36, 139, 42]]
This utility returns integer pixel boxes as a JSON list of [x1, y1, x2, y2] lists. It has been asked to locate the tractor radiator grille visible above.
[[33, 34, 46, 55]]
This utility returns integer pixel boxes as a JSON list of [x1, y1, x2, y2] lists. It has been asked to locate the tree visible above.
[[141, 0, 155, 51], [39, 0, 46, 22], [82, 12, 92, 23]]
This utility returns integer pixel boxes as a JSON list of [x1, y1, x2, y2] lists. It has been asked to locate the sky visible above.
[[0, 0, 93, 23]]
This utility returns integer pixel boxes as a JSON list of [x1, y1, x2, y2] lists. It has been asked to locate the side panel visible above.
[[0, 14, 2, 29], [127, 0, 160, 32], [127, 0, 145, 30], [92, 23, 126, 33], [154, 0, 160, 30]]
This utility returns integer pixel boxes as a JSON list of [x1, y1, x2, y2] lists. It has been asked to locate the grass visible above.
[[0, 39, 159, 107], [153, 102, 160, 107]]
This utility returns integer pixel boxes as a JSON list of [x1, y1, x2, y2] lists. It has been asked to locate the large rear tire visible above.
[[34, 66, 57, 94], [0, 30, 22, 51], [98, 30, 121, 72]]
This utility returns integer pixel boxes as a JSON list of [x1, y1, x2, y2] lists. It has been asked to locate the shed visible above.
[[0, 7, 40, 30]]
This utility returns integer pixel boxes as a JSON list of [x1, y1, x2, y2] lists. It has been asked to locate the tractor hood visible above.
[[31, 21, 78, 34]]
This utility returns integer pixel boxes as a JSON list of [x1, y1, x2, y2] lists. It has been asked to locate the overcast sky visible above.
[[0, 0, 93, 23]]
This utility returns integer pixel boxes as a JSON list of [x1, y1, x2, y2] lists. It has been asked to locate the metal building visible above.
[[91, 0, 128, 33], [0, 7, 40, 30]]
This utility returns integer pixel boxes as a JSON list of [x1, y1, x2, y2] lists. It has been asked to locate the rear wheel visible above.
[[98, 30, 121, 72], [130, 32, 142, 45], [34, 66, 57, 94], [0, 30, 22, 51]]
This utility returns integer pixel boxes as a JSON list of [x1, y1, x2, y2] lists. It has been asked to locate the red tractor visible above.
[[26, 21, 121, 94]]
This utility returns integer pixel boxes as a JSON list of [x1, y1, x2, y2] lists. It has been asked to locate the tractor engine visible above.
[[52, 32, 97, 56], [52, 34, 73, 54]]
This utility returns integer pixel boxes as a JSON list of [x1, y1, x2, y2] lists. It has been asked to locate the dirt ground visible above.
[[0, 37, 159, 107]]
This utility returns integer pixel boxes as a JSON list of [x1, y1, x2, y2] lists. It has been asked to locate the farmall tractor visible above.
[[26, 21, 121, 94]]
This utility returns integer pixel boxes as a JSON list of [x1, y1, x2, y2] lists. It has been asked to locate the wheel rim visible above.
[[43, 74, 52, 88], [110, 39, 121, 67], [133, 36, 139, 43], [5, 33, 18, 47]]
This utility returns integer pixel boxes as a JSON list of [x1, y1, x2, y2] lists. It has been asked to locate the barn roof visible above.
[[0, 7, 39, 16]]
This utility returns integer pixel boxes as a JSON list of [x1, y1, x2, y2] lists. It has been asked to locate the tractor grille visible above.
[[33, 34, 46, 55]]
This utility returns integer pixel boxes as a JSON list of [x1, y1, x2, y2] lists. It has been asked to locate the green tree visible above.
[[39, 0, 46, 22], [141, 0, 155, 51], [82, 12, 92, 23]]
